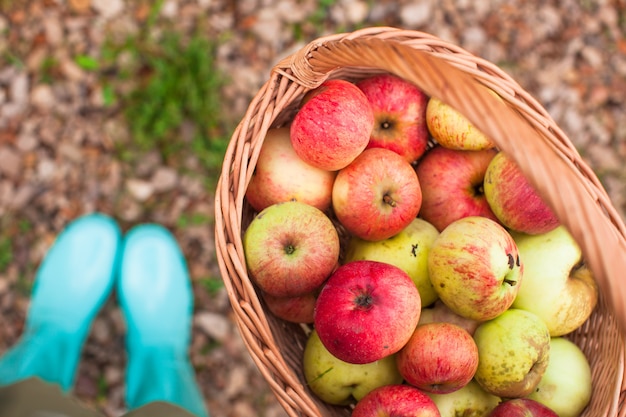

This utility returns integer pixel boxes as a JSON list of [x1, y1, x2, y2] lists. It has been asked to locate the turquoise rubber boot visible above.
[[0, 213, 121, 392], [118, 224, 209, 417]]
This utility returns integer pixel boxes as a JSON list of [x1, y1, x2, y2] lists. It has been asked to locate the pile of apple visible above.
[[242, 74, 599, 417]]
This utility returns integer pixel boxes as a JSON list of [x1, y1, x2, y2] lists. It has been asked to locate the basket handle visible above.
[[276, 35, 626, 335]]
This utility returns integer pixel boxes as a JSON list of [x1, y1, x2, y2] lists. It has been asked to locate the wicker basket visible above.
[[214, 27, 626, 417]]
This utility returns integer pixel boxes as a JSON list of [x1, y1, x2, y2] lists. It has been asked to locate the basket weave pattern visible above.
[[215, 28, 626, 417]]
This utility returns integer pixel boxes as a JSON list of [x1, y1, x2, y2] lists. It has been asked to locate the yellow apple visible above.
[[427, 379, 501, 417], [511, 225, 598, 336], [343, 217, 439, 307], [527, 337, 592, 417], [426, 96, 495, 151], [473, 309, 551, 398], [302, 329, 402, 405]]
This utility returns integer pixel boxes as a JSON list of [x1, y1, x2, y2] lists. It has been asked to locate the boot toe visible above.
[[28, 213, 121, 331], [119, 224, 193, 346]]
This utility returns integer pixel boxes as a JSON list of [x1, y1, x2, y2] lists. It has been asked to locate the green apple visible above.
[[343, 217, 439, 306], [302, 329, 402, 405], [473, 309, 551, 398], [427, 380, 501, 417], [511, 225, 598, 336], [527, 337, 592, 417]]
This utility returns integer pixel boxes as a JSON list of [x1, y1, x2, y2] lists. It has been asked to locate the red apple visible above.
[[245, 127, 337, 212], [314, 260, 421, 364], [415, 146, 499, 232], [483, 151, 560, 235], [290, 79, 374, 171], [352, 384, 441, 417], [356, 73, 429, 163], [332, 148, 422, 241], [263, 291, 317, 324], [397, 322, 479, 394], [488, 398, 558, 417], [428, 216, 523, 321], [418, 300, 482, 336], [243, 201, 340, 297]]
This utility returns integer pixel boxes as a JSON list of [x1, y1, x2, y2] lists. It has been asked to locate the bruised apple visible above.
[[473, 309, 551, 398], [511, 226, 598, 337]]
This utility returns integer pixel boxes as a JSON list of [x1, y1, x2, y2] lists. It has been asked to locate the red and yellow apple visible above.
[[352, 384, 442, 417], [483, 151, 560, 235], [243, 201, 340, 297], [415, 146, 499, 232], [397, 322, 479, 394], [332, 147, 423, 241], [263, 291, 317, 324], [290, 79, 374, 171], [488, 398, 558, 417], [428, 216, 523, 321], [356, 73, 429, 163], [245, 127, 337, 212]]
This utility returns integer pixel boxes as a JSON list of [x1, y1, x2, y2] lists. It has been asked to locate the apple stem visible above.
[[504, 278, 517, 286], [383, 193, 397, 207], [571, 260, 585, 273], [284, 244, 296, 255]]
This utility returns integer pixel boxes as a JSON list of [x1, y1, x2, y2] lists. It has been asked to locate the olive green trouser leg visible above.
[[0, 377, 197, 417]]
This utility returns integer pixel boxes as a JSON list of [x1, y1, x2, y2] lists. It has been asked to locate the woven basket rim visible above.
[[214, 27, 626, 417]]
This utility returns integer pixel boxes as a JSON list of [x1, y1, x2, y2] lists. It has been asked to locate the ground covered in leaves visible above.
[[0, 0, 625, 416]]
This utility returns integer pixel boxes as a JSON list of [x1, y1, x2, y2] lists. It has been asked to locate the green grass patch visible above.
[[198, 276, 224, 297], [176, 212, 213, 229], [99, 11, 233, 189], [0, 236, 13, 272]]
